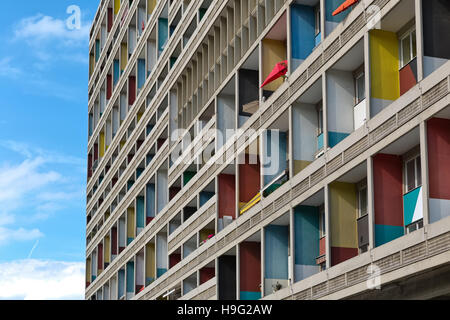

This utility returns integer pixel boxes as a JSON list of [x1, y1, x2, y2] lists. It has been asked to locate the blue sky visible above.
[[0, 1, 99, 299]]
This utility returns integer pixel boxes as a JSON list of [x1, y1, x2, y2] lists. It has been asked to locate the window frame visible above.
[[403, 152, 422, 194], [399, 27, 417, 69]]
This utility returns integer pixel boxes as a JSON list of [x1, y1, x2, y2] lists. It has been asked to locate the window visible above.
[[404, 155, 422, 193], [314, 4, 321, 36], [406, 219, 423, 234], [319, 205, 326, 238], [357, 181, 368, 218], [354, 65, 365, 105], [399, 28, 417, 69], [316, 101, 323, 136]]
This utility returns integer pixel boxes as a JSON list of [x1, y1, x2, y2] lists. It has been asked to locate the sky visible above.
[[0, 1, 99, 300]]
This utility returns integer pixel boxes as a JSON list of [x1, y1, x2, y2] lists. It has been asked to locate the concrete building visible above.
[[86, 0, 450, 300]]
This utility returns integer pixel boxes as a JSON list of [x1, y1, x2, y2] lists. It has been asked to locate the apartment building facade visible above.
[[86, 0, 450, 300]]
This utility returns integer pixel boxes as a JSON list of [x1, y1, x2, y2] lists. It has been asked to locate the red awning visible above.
[[332, 0, 359, 16], [260, 60, 288, 88]]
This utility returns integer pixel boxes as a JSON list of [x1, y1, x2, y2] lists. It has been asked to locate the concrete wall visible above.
[[291, 4, 315, 71], [292, 103, 317, 175]]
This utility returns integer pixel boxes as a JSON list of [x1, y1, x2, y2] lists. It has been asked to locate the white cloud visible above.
[[14, 14, 89, 44], [0, 227, 43, 245], [0, 58, 21, 78], [0, 259, 85, 300]]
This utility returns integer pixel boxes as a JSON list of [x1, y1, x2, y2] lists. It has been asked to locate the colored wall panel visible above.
[[330, 182, 358, 250], [111, 227, 118, 255], [218, 256, 236, 300], [240, 242, 261, 294], [158, 18, 168, 53], [136, 196, 145, 229], [264, 225, 288, 280], [240, 291, 262, 300], [145, 243, 155, 284], [108, 8, 113, 32], [291, 4, 315, 70], [262, 39, 287, 92], [148, 0, 157, 15], [99, 132, 105, 158], [113, 60, 120, 85], [239, 155, 261, 203], [104, 236, 111, 264], [373, 154, 404, 246], [328, 131, 350, 148], [325, 0, 349, 35], [95, 40, 100, 62], [127, 208, 135, 245], [200, 267, 215, 285], [118, 269, 125, 298], [399, 58, 417, 95], [114, 0, 121, 15], [107, 75, 112, 99], [126, 261, 134, 293], [331, 247, 358, 266], [138, 59, 146, 89], [263, 130, 287, 186], [374, 224, 404, 247], [128, 76, 136, 106], [294, 206, 320, 281], [369, 29, 400, 115], [427, 118, 450, 200], [121, 43, 128, 71], [200, 191, 214, 207], [423, 0, 450, 60], [403, 187, 423, 226], [219, 174, 236, 218], [373, 154, 404, 226]]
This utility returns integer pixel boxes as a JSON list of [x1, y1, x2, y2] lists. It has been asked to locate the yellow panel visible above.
[[89, 54, 95, 76], [294, 160, 312, 176], [330, 182, 358, 248], [114, 0, 121, 15], [370, 29, 400, 101], [86, 258, 91, 280], [262, 39, 287, 92], [104, 236, 111, 263], [120, 140, 126, 149], [137, 112, 144, 123], [148, 0, 157, 14], [121, 43, 128, 71], [145, 243, 155, 278], [127, 207, 135, 238], [99, 132, 105, 158]]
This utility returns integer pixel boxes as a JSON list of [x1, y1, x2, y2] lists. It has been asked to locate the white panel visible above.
[[353, 99, 366, 130], [429, 198, 450, 224]]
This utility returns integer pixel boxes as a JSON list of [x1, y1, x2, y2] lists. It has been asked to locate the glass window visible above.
[[319, 206, 326, 238], [358, 186, 367, 218], [314, 5, 321, 36], [400, 28, 417, 68], [405, 155, 422, 193], [356, 72, 365, 104], [317, 102, 323, 135]]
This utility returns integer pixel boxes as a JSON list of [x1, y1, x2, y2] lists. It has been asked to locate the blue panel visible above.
[[126, 261, 134, 293], [118, 269, 125, 297], [136, 168, 144, 179], [315, 32, 322, 46], [317, 133, 324, 150], [113, 60, 120, 85], [137, 196, 145, 228], [146, 154, 154, 166], [89, 114, 93, 136], [291, 4, 316, 62], [158, 18, 169, 53], [95, 40, 100, 62], [146, 277, 155, 286], [146, 124, 154, 136], [200, 191, 215, 207], [138, 59, 146, 89], [328, 131, 350, 148], [146, 183, 155, 218], [127, 237, 134, 245], [375, 224, 404, 247], [240, 291, 262, 300], [326, 0, 350, 22], [294, 206, 319, 266], [264, 225, 289, 279], [263, 131, 287, 186], [157, 268, 167, 277], [403, 187, 421, 226]]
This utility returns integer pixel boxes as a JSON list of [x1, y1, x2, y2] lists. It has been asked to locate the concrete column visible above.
[[367, 157, 376, 249], [236, 244, 240, 300], [414, 0, 424, 82], [420, 121, 430, 226], [261, 226, 265, 297], [324, 184, 331, 269], [289, 207, 295, 285], [322, 73, 329, 151]]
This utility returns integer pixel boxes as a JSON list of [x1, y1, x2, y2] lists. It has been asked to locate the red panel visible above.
[[94, 143, 99, 161], [107, 8, 113, 32], [107, 75, 112, 100], [399, 64, 417, 96], [169, 254, 181, 269], [111, 227, 118, 255], [169, 187, 181, 200], [88, 154, 93, 178], [146, 217, 154, 225], [128, 76, 136, 106], [319, 237, 326, 257], [239, 155, 261, 203], [157, 138, 166, 149], [135, 285, 144, 294], [240, 242, 261, 292], [331, 247, 358, 266], [373, 154, 404, 226], [200, 267, 215, 285], [218, 174, 236, 218], [428, 118, 450, 199], [98, 243, 103, 271]]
